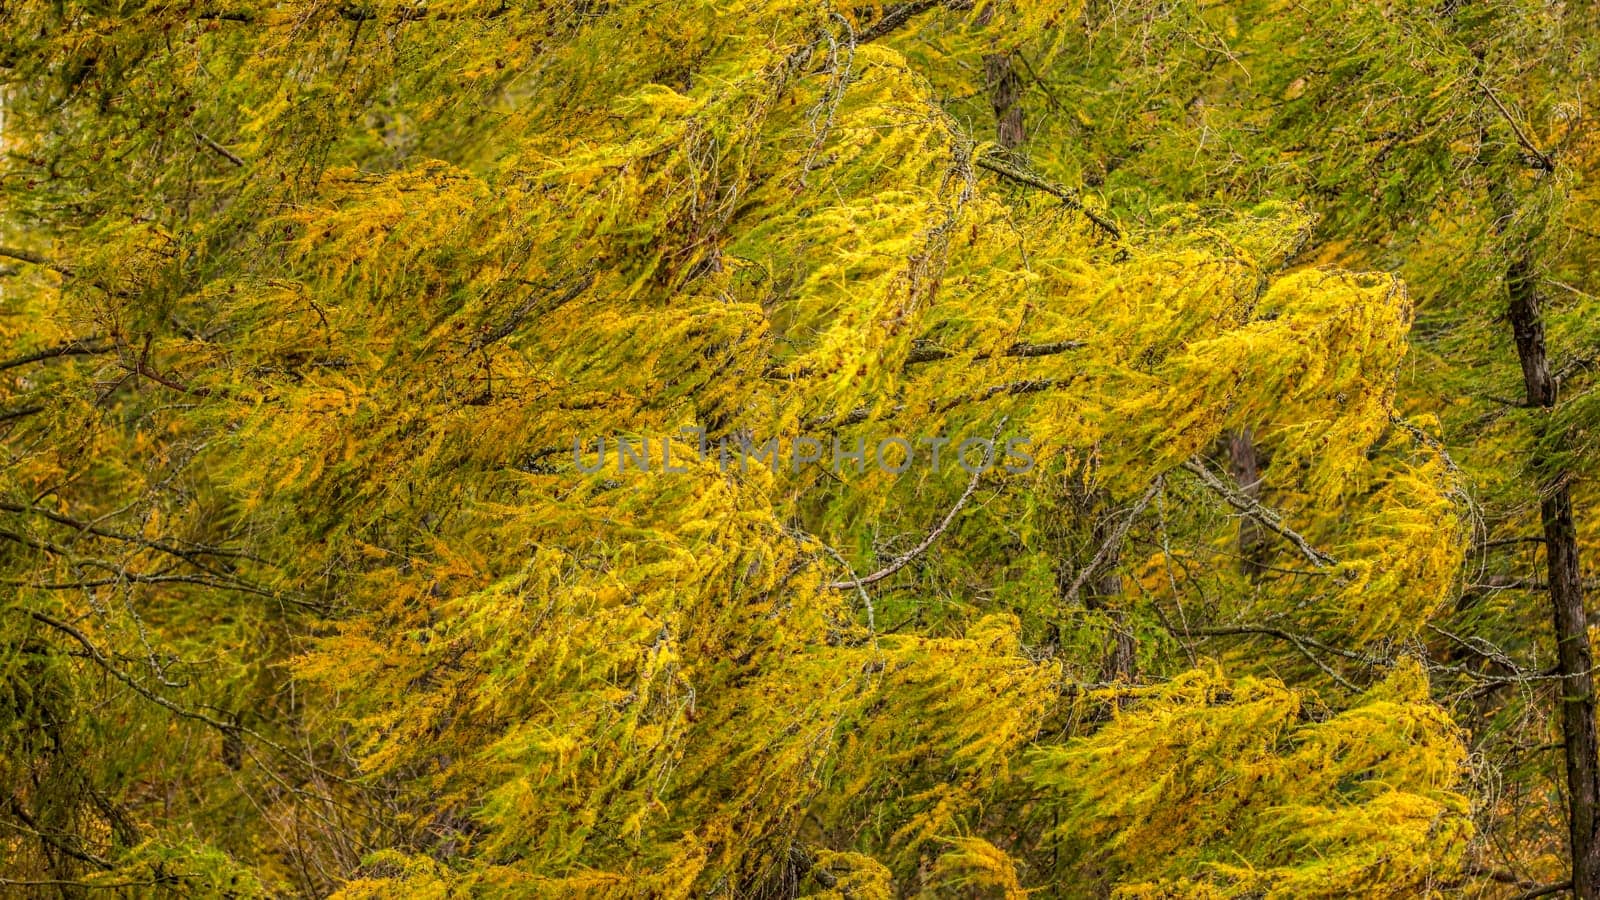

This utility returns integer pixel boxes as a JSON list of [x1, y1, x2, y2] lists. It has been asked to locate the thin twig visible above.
[[1476, 78, 1555, 172], [828, 419, 1005, 590], [1063, 479, 1162, 606], [196, 132, 245, 167], [819, 543, 878, 646]]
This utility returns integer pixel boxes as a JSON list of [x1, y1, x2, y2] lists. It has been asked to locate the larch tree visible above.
[[908, 0, 1600, 892], [0, 2, 1494, 897]]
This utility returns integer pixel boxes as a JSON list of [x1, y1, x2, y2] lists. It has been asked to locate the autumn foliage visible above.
[[3, 2, 1598, 897]]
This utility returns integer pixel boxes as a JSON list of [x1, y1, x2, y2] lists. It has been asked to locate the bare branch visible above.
[[933, 376, 1070, 413], [0, 245, 73, 276], [974, 156, 1122, 240], [1063, 479, 1162, 607], [828, 419, 1005, 591], [1477, 78, 1555, 172], [0, 337, 112, 372], [857, 0, 959, 43], [828, 462, 985, 591], [1181, 456, 1337, 568], [196, 131, 245, 167], [0, 405, 45, 425]]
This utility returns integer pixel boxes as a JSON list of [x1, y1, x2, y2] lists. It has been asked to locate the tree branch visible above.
[[857, 0, 948, 43], [828, 419, 1005, 591], [0, 337, 112, 372], [903, 338, 1084, 367], [0, 405, 45, 425], [196, 132, 245, 167], [1063, 480, 1162, 606], [1477, 78, 1555, 172], [828, 461, 985, 591], [974, 156, 1122, 240], [0, 246, 73, 276], [1181, 456, 1337, 567]]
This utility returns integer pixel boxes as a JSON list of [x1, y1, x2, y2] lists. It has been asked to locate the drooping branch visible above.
[[1466, 576, 1600, 593], [468, 270, 596, 352], [806, 406, 872, 429], [1515, 882, 1575, 900], [6, 573, 322, 611], [21, 609, 350, 783], [818, 542, 878, 640], [1426, 623, 1538, 679], [1185, 624, 1371, 691], [1477, 535, 1547, 550], [4, 792, 113, 870], [0, 877, 173, 889], [0, 502, 256, 563], [122, 337, 227, 399]]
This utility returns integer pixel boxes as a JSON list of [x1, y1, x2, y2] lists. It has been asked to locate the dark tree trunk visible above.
[[1542, 483, 1600, 898], [1500, 192, 1600, 898], [976, 2, 1025, 153], [1226, 428, 1265, 579], [984, 52, 1025, 153]]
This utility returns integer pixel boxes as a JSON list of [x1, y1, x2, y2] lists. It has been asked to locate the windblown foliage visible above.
[[4, 1, 1592, 897]]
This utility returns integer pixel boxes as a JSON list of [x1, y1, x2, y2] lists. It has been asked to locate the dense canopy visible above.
[[2, 1, 1598, 897]]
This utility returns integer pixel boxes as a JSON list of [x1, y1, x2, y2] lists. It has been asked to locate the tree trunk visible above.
[[1226, 428, 1265, 579], [1501, 194, 1600, 897], [977, 2, 1025, 153], [984, 52, 1025, 153]]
